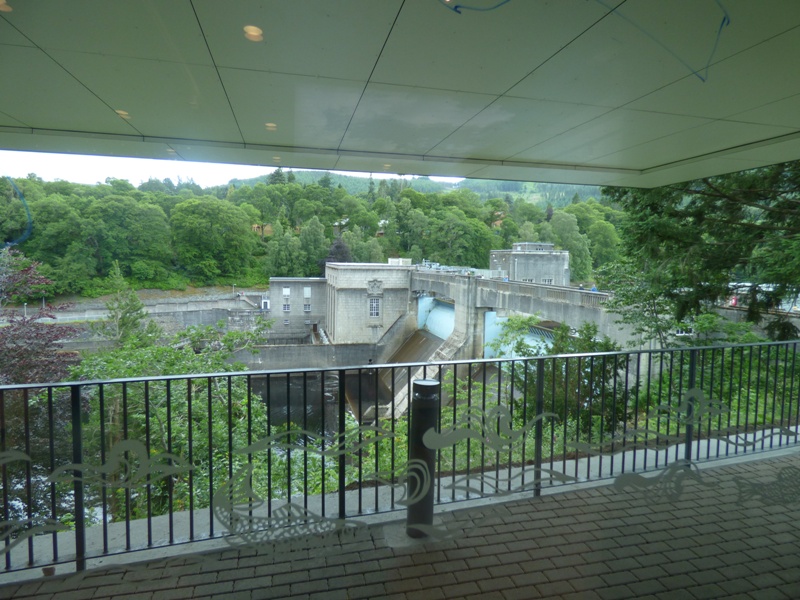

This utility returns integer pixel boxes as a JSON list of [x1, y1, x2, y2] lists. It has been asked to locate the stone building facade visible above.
[[324, 263, 414, 344], [267, 277, 327, 342], [489, 242, 570, 286]]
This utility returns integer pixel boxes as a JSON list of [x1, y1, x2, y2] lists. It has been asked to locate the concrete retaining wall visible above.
[[234, 343, 375, 370]]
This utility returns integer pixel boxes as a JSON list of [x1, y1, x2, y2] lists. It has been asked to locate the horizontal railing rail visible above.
[[1, 339, 799, 575]]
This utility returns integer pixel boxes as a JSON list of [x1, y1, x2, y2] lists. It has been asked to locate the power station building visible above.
[[489, 242, 570, 286]]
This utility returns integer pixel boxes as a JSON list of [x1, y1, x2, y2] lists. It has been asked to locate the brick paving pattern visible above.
[[1, 451, 798, 599]]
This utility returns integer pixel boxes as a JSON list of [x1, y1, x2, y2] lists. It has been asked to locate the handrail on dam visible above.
[[2, 339, 799, 575], [411, 270, 610, 304]]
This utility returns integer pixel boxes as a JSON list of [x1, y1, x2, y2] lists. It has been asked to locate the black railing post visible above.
[[534, 359, 544, 498], [406, 379, 440, 538], [70, 384, 86, 572], [684, 349, 698, 462], [338, 370, 347, 519]]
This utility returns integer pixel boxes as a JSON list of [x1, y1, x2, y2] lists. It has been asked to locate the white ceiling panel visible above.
[[628, 27, 800, 119], [0, 113, 26, 128], [195, 0, 402, 81], [171, 143, 339, 172], [508, 0, 731, 107], [610, 156, 779, 188], [334, 154, 484, 180], [513, 109, 711, 166], [0, 46, 136, 134], [720, 134, 800, 166], [220, 69, 363, 150], [48, 51, 241, 142], [5, 1, 211, 63], [0, 130, 178, 161], [430, 97, 611, 161], [342, 83, 494, 155], [730, 94, 800, 129], [1, 1, 800, 187], [372, 0, 607, 95], [589, 120, 796, 171], [469, 163, 626, 186], [0, 14, 32, 46]]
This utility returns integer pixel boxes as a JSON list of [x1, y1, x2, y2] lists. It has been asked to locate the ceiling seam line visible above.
[[642, 129, 800, 175], [189, 0, 246, 146], [0, 17, 144, 138], [496, 0, 627, 98], [334, 0, 407, 159], [613, 20, 800, 114], [0, 125, 641, 175], [431, 1, 626, 161]]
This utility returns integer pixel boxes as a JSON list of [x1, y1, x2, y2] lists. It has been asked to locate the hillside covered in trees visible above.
[[0, 169, 620, 297]]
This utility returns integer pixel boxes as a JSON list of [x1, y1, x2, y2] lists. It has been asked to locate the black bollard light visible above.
[[406, 379, 440, 538]]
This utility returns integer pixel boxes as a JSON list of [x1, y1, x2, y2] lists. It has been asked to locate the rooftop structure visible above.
[[490, 244, 571, 286]]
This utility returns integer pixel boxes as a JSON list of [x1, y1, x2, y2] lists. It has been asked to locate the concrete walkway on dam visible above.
[[2, 447, 799, 599]]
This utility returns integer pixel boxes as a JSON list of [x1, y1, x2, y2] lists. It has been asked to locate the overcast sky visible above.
[[0, 149, 460, 188]]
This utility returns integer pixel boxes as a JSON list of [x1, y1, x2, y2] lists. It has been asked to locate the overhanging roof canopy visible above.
[[2, 0, 800, 188]]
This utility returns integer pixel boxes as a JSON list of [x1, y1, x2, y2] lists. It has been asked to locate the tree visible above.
[[82, 195, 172, 279], [535, 221, 555, 243], [603, 161, 800, 333], [562, 200, 604, 234], [0, 249, 79, 525], [551, 211, 592, 281], [596, 258, 682, 348], [91, 262, 162, 348], [498, 217, 519, 248], [70, 318, 272, 520], [323, 238, 354, 266], [0, 177, 30, 247], [0, 248, 77, 384], [365, 176, 377, 203], [267, 167, 286, 185], [170, 197, 256, 282], [489, 316, 623, 433], [586, 220, 620, 269], [511, 200, 545, 225], [517, 221, 539, 243], [266, 224, 305, 278], [298, 216, 329, 276], [428, 208, 493, 268]]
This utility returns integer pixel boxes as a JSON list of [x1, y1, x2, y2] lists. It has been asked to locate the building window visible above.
[[303, 286, 311, 299], [542, 278, 554, 285], [304, 303, 311, 312], [283, 302, 290, 312], [522, 278, 534, 283], [283, 287, 291, 297], [283, 319, 290, 325], [369, 297, 380, 318]]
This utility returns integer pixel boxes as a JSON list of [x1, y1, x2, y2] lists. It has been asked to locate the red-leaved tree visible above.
[[0, 247, 78, 384]]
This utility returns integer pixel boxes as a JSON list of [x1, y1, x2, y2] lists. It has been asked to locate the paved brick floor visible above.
[[2, 449, 799, 599]]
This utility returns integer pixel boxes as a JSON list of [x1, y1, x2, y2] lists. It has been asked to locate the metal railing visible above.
[[1, 340, 799, 574]]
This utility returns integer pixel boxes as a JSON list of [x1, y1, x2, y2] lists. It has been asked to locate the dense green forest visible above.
[[0, 169, 618, 296], [231, 169, 601, 204]]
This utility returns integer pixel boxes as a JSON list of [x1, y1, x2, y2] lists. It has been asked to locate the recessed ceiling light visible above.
[[272, 156, 281, 162], [265, 122, 277, 131], [0, 2, 12, 13], [243, 25, 263, 42], [115, 109, 131, 120], [383, 164, 391, 169]]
